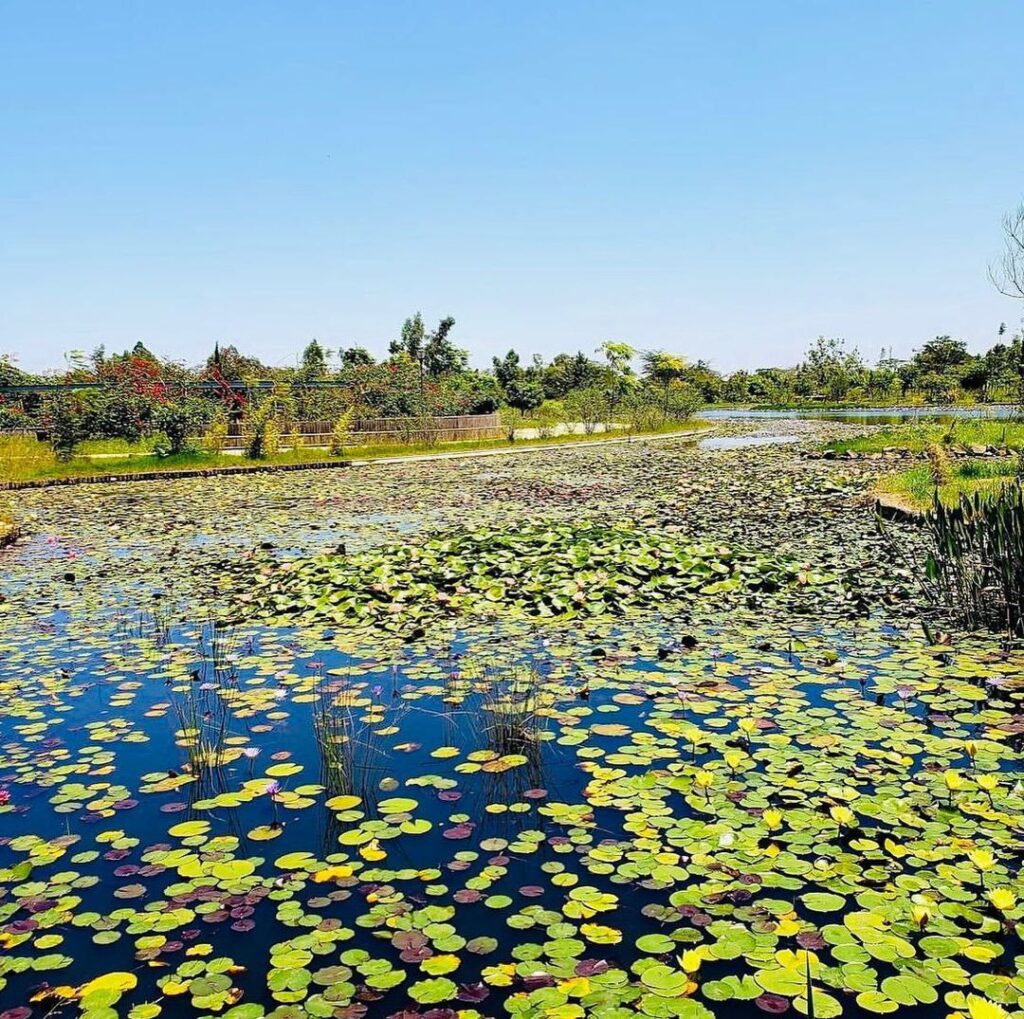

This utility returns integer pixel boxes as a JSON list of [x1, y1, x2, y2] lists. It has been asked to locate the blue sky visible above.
[[2, 2, 1023, 374]]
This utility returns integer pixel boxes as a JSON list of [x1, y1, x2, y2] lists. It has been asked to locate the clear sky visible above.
[[2, 2, 1023, 374]]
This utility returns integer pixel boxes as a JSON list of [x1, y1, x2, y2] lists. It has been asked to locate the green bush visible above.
[[328, 410, 354, 457], [245, 402, 280, 459], [152, 399, 210, 455], [48, 395, 82, 462]]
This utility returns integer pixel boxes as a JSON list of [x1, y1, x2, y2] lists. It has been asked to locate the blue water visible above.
[[701, 405, 1020, 425]]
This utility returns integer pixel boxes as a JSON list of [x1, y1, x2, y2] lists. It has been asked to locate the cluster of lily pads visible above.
[[228, 520, 818, 632], [1, 426, 1023, 1019]]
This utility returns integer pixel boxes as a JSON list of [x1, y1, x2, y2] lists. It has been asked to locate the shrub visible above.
[[328, 410, 354, 457], [246, 407, 279, 459], [662, 383, 702, 422], [152, 399, 209, 455], [620, 391, 662, 434], [202, 413, 230, 454], [534, 404, 562, 439], [562, 388, 609, 435], [927, 443, 951, 486], [48, 395, 82, 462], [78, 388, 151, 442]]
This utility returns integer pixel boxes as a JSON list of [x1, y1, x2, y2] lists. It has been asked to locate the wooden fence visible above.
[[223, 413, 502, 449]]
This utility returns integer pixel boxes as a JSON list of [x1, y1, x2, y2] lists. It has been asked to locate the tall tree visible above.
[[391, 313, 465, 408], [642, 351, 689, 410], [390, 313, 426, 361], [492, 350, 522, 390], [300, 339, 329, 379], [422, 316, 466, 375]]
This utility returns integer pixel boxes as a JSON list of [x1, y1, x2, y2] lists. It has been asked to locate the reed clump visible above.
[[920, 483, 1024, 637]]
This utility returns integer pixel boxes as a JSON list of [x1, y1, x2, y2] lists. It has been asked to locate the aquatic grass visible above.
[[883, 482, 1024, 637], [312, 674, 357, 785], [312, 672, 403, 801], [0, 423, 701, 483], [0, 433, 56, 482], [169, 620, 240, 776], [480, 664, 549, 755]]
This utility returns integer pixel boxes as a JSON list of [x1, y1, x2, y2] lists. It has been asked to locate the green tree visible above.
[[641, 351, 689, 410], [492, 350, 522, 390], [799, 336, 865, 401], [598, 340, 635, 378], [543, 351, 603, 398], [597, 341, 637, 405], [563, 387, 609, 435], [504, 375, 544, 417], [423, 317, 465, 376], [207, 344, 268, 379], [300, 339, 329, 380], [339, 346, 374, 367]]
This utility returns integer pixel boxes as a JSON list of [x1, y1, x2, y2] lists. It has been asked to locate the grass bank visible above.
[[874, 458, 1021, 511], [826, 418, 1024, 455], [0, 422, 702, 485]]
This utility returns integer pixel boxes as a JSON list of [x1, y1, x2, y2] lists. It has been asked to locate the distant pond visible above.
[[702, 405, 1019, 426]]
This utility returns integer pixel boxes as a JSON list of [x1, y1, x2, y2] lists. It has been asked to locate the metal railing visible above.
[[222, 413, 502, 448]]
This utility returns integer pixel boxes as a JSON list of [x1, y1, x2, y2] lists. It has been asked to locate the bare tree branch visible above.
[[989, 201, 1024, 299]]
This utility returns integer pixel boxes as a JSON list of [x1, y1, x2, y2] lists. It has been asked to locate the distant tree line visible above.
[[2, 313, 1023, 460]]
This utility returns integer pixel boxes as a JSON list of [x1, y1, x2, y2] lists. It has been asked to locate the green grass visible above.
[[0, 421, 705, 484], [79, 437, 163, 454], [874, 458, 1021, 510], [826, 418, 1024, 454]]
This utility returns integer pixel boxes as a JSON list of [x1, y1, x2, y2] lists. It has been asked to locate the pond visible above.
[[702, 406, 1020, 426], [1, 434, 1022, 1019]]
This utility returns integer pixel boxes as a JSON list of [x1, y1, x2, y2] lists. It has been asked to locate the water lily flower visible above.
[[965, 740, 978, 764], [968, 847, 996, 884], [243, 747, 261, 759], [944, 769, 964, 803], [737, 718, 758, 743], [311, 863, 355, 883], [693, 770, 714, 801], [977, 773, 999, 799], [830, 805, 856, 831], [910, 902, 932, 929], [987, 887, 1016, 914], [762, 808, 783, 831], [966, 994, 1009, 1019], [679, 947, 704, 974], [264, 780, 281, 797], [724, 750, 745, 773]]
